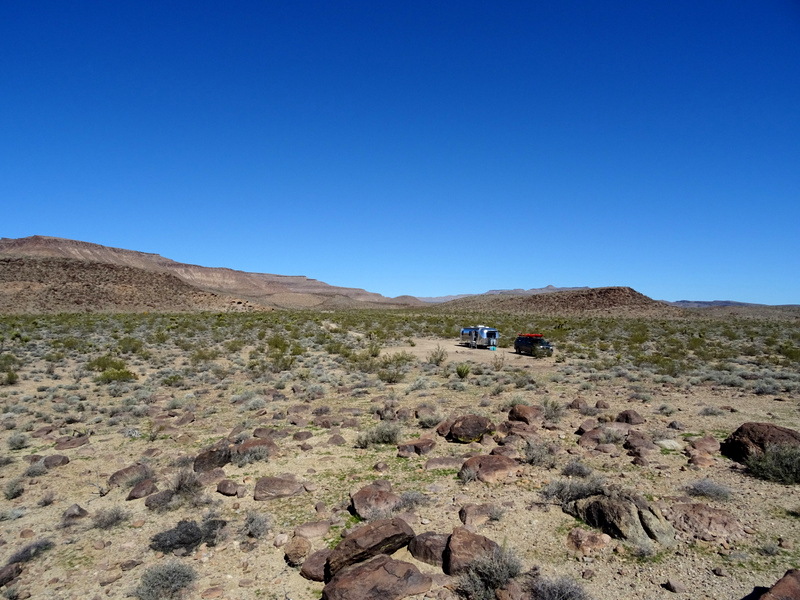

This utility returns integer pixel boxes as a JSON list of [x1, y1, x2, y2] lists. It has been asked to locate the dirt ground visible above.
[[1, 326, 799, 600]]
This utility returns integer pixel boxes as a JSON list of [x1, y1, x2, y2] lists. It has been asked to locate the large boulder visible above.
[[756, 568, 800, 600], [350, 481, 402, 520], [661, 503, 745, 544], [193, 442, 232, 472], [720, 422, 800, 464], [326, 518, 415, 579], [301, 549, 332, 582], [253, 475, 305, 501], [322, 554, 431, 600], [459, 455, 518, 484], [408, 532, 448, 567], [508, 405, 544, 425], [564, 490, 675, 549], [447, 415, 495, 443], [444, 526, 500, 575]]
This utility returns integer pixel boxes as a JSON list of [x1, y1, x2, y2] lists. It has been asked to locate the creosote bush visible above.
[[529, 575, 592, 600], [540, 477, 606, 504], [92, 506, 130, 529], [355, 422, 402, 448], [134, 560, 197, 600], [456, 547, 522, 600], [746, 444, 800, 485]]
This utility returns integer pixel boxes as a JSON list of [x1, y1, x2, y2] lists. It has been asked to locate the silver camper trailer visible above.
[[460, 325, 499, 350]]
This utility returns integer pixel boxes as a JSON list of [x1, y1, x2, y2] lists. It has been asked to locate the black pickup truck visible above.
[[513, 334, 553, 357]]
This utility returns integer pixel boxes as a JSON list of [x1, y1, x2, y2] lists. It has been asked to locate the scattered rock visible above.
[[458, 455, 518, 484], [254, 475, 305, 501], [326, 517, 415, 578], [616, 410, 645, 425], [322, 554, 431, 600], [285, 535, 312, 567], [720, 422, 800, 463], [446, 415, 495, 443], [301, 549, 332, 582], [408, 532, 448, 567], [661, 503, 745, 543], [397, 438, 436, 458], [444, 526, 500, 576], [350, 481, 402, 520], [42, 455, 69, 468], [126, 478, 158, 500], [193, 442, 232, 472]]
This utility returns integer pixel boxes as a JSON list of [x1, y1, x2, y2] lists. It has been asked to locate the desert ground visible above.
[[0, 310, 798, 600]]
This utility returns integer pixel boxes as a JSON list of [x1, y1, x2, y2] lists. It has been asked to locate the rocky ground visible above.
[[0, 313, 798, 600]]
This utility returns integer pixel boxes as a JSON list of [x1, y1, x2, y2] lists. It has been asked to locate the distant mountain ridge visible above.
[[0, 236, 424, 312], [418, 285, 590, 303]]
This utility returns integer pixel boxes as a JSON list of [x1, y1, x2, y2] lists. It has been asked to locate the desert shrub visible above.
[[561, 460, 593, 478], [7, 433, 29, 451], [397, 491, 429, 512], [86, 355, 126, 372], [746, 444, 800, 485], [684, 478, 732, 501], [5, 539, 54, 565], [418, 413, 442, 429], [540, 477, 606, 504], [355, 422, 402, 448], [133, 560, 197, 600], [37, 491, 55, 507], [0, 508, 25, 521], [458, 466, 478, 485], [92, 506, 129, 529], [4, 478, 23, 500], [240, 511, 272, 539], [23, 461, 47, 478], [529, 575, 592, 600], [597, 428, 625, 445], [456, 546, 522, 600], [150, 520, 204, 554], [95, 368, 138, 384], [233, 445, 270, 467], [456, 364, 471, 380], [2, 370, 18, 386], [523, 442, 557, 469], [699, 406, 724, 417], [171, 469, 202, 498], [657, 404, 676, 416], [427, 345, 448, 366], [542, 398, 565, 422]]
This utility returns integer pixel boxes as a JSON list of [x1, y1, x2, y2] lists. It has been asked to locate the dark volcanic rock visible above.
[[322, 554, 431, 600], [757, 568, 800, 600], [447, 415, 494, 443], [397, 438, 436, 458], [616, 410, 645, 425], [350, 481, 402, 520], [254, 475, 305, 501], [661, 503, 745, 543], [43, 455, 69, 468], [126, 478, 158, 500], [326, 518, 415, 578], [444, 526, 500, 575], [459, 454, 518, 484], [720, 422, 800, 463], [108, 463, 150, 488], [301, 549, 332, 582], [508, 404, 544, 425], [408, 532, 448, 567], [193, 442, 232, 472], [564, 491, 675, 548]]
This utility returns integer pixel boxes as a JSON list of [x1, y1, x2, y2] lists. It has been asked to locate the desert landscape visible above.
[[0, 238, 799, 600]]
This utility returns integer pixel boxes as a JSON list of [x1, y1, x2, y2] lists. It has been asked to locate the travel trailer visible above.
[[460, 325, 499, 349]]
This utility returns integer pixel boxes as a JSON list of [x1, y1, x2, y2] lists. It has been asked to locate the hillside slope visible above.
[[433, 286, 685, 317], [0, 236, 423, 310]]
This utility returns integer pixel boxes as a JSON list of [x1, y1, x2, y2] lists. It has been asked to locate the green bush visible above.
[[95, 368, 138, 383], [134, 560, 197, 600], [747, 444, 800, 485], [355, 422, 402, 448], [426, 344, 448, 366], [456, 363, 471, 380]]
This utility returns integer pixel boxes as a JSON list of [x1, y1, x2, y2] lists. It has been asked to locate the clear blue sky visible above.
[[2, 2, 799, 304]]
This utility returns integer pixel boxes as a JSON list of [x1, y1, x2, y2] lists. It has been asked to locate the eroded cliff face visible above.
[[0, 236, 423, 311]]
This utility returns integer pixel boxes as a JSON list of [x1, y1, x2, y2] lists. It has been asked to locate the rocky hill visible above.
[[433, 286, 685, 317], [0, 236, 424, 312]]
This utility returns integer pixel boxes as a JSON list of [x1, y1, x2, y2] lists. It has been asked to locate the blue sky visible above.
[[2, 2, 799, 304]]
